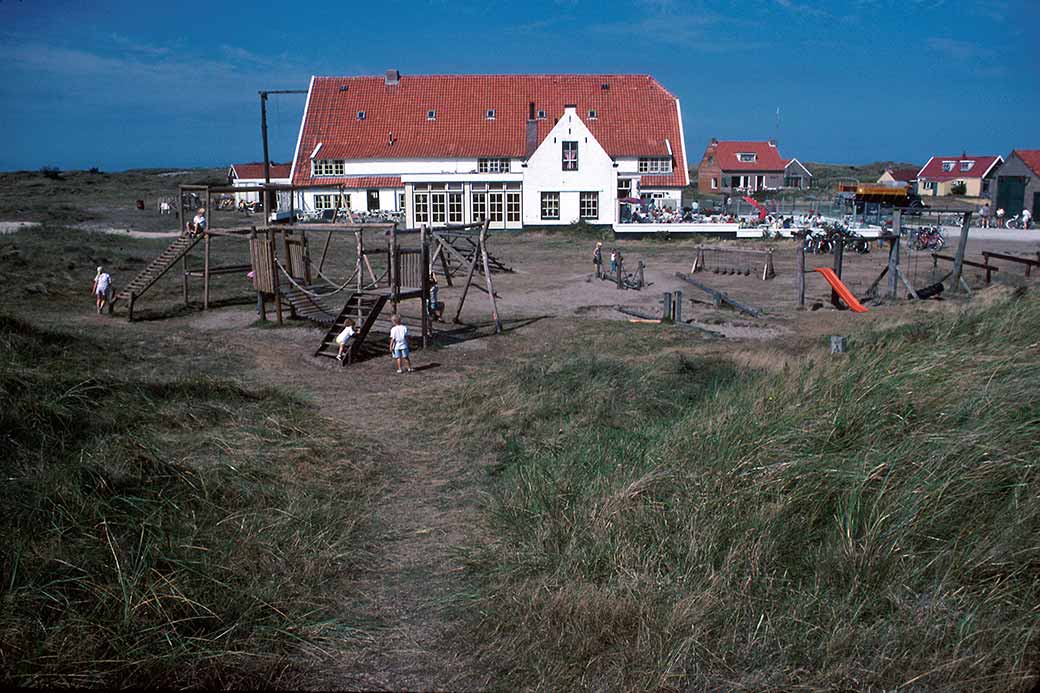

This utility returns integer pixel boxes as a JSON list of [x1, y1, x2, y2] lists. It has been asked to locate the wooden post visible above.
[[662, 291, 672, 322], [831, 233, 845, 309], [616, 254, 624, 290], [389, 224, 399, 313], [203, 230, 211, 310], [269, 229, 283, 325], [478, 221, 502, 334], [182, 254, 189, 305], [949, 212, 973, 293], [637, 260, 645, 289], [301, 230, 312, 285], [830, 336, 847, 353], [319, 230, 333, 274], [421, 224, 431, 346], [452, 242, 481, 324], [888, 210, 902, 299], [127, 291, 135, 323], [438, 238, 454, 287], [796, 233, 806, 307], [763, 249, 775, 280], [673, 289, 683, 323]]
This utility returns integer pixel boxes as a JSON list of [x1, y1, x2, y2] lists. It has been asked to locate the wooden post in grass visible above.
[[479, 221, 502, 333], [421, 224, 431, 346], [616, 254, 624, 290], [795, 232, 806, 307], [662, 291, 672, 322], [831, 233, 845, 309], [637, 260, 645, 289], [949, 212, 973, 294], [127, 291, 135, 322], [203, 188, 211, 310], [673, 289, 683, 323], [269, 228, 283, 325], [182, 254, 189, 306], [888, 210, 902, 299]]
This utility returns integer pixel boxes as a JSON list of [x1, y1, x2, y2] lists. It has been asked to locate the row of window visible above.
[[313, 155, 671, 177], [413, 190, 522, 224], [540, 192, 598, 220], [638, 157, 673, 173], [352, 108, 602, 122], [941, 160, 975, 172]]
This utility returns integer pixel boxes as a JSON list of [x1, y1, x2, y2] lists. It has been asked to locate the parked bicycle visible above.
[[1005, 212, 1032, 229], [910, 226, 945, 251]]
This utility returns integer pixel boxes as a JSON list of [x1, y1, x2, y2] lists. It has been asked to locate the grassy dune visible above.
[[0, 315, 380, 688], [455, 294, 1040, 691]]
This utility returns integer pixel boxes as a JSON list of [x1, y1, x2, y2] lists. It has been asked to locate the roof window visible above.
[[600, 83, 609, 90], [486, 109, 496, 120], [338, 85, 349, 92], [960, 160, 975, 171], [942, 160, 955, 172], [357, 111, 366, 121], [738, 153, 756, 163], [588, 109, 598, 120], [427, 110, 436, 121]]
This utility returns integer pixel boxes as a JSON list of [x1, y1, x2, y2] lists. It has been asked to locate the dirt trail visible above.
[[187, 309, 497, 689]]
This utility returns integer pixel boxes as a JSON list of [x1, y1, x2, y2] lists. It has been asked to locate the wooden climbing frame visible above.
[[691, 246, 776, 280]]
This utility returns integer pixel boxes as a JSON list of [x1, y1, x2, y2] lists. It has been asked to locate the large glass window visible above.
[[448, 192, 463, 223], [312, 160, 345, 176], [431, 193, 446, 224], [506, 192, 521, 223], [562, 141, 578, 171], [541, 192, 560, 220], [617, 178, 631, 199], [472, 192, 487, 221], [580, 192, 599, 220], [414, 193, 430, 223], [313, 194, 345, 209], [489, 193, 504, 222]]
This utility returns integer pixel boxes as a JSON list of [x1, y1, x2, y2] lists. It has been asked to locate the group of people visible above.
[[592, 241, 624, 274], [331, 272, 446, 372], [979, 203, 1031, 229]]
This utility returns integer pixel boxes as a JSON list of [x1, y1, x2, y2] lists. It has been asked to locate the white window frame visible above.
[[942, 161, 955, 172], [540, 192, 560, 220], [711, 177, 718, 190], [580, 192, 599, 220], [427, 110, 436, 120], [562, 141, 578, 171], [313, 193, 344, 210], [738, 153, 756, 163], [397, 192, 405, 211], [617, 179, 632, 197], [414, 192, 430, 223], [536, 109, 546, 119], [448, 192, 463, 223], [638, 157, 673, 174], [960, 160, 975, 171], [486, 109, 496, 120], [472, 191, 487, 221], [506, 192, 521, 223], [357, 111, 366, 121], [478, 158, 510, 174], [588, 109, 598, 120], [312, 159, 345, 176]]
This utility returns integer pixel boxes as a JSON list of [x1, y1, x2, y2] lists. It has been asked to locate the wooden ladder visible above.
[[112, 233, 202, 307], [313, 292, 389, 366]]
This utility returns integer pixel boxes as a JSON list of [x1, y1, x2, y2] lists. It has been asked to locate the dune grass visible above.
[[0, 314, 380, 688], [452, 293, 1040, 691]]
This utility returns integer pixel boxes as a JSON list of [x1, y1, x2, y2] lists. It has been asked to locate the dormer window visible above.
[[537, 109, 546, 119], [588, 109, 598, 120], [357, 111, 366, 121], [478, 158, 510, 173], [427, 110, 436, 121], [638, 157, 672, 173], [942, 160, 955, 172], [486, 109, 496, 120], [738, 153, 756, 163], [960, 160, 975, 171]]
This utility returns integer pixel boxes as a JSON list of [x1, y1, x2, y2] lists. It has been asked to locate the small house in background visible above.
[[916, 154, 1002, 198], [782, 159, 812, 189], [227, 162, 292, 204], [697, 139, 808, 193], [877, 167, 919, 190], [990, 149, 1040, 218]]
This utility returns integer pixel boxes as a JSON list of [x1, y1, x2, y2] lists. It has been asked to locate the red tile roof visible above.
[[292, 74, 688, 187], [711, 141, 786, 172], [884, 167, 919, 182], [310, 176, 403, 189], [1012, 150, 1040, 177], [230, 162, 291, 179], [917, 155, 1002, 182]]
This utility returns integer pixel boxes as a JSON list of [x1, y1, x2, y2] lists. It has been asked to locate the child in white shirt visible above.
[[388, 314, 413, 374], [335, 318, 356, 362]]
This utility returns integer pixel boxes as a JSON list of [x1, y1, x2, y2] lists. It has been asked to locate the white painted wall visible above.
[[232, 178, 289, 203], [305, 157, 517, 178], [522, 106, 616, 225]]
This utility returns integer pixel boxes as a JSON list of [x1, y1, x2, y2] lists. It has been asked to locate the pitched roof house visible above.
[[990, 149, 1040, 218], [697, 139, 809, 193], [877, 167, 920, 186], [227, 162, 292, 203], [289, 71, 689, 228], [916, 154, 1002, 197]]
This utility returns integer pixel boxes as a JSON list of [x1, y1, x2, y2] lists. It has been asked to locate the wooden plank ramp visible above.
[[112, 233, 202, 306]]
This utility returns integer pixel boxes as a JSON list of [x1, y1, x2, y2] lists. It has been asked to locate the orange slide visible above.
[[814, 267, 869, 313]]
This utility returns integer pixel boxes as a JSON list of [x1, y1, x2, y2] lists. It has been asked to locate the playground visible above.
[[3, 194, 1040, 689]]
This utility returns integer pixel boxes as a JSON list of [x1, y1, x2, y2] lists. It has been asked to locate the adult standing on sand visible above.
[[592, 241, 602, 277], [91, 266, 112, 314]]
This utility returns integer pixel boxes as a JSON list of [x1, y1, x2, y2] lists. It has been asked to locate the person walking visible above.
[[389, 314, 413, 374], [980, 203, 991, 228], [592, 241, 603, 277], [91, 266, 112, 314]]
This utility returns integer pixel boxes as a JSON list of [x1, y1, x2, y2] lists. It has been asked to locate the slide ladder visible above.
[[112, 233, 202, 307], [814, 267, 869, 313], [313, 291, 389, 365]]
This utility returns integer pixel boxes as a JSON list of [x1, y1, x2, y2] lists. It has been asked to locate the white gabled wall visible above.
[[523, 107, 616, 225]]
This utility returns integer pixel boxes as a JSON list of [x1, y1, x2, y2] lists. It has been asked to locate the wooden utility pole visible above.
[[258, 89, 307, 216], [949, 212, 973, 293]]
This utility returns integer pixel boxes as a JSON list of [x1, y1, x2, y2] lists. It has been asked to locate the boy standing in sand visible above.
[[388, 314, 414, 374]]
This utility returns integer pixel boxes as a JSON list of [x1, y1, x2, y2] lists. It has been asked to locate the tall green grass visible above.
[[0, 315, 380, 688], [455, 295, 1040, 690]]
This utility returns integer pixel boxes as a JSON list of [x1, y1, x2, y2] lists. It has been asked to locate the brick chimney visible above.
[[384, 69, 400, 86]]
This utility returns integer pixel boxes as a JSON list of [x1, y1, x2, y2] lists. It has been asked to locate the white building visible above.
[[227, 163, 291, 204], [288, 71, 690, 229]]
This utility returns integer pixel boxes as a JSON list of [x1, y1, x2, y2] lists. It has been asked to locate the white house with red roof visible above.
[[696, 139, 808, 193], [916, 154, 1002, 198], [227, 162, 291, 204], [288, 70, 689, 229]]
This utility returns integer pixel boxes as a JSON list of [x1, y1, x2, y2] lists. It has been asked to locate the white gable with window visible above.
[[522, 105, 616, 225]]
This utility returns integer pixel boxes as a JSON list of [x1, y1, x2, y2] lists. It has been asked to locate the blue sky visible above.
[[1, 0, 1036, 171]]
